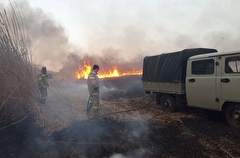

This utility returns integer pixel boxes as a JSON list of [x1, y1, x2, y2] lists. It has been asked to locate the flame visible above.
[[76, 62, 142, 79], [76, 61, 92, 79]]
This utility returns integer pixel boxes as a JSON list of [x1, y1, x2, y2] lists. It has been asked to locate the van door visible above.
[[220, 55, 240, 101], [186, 58, 219, 110]]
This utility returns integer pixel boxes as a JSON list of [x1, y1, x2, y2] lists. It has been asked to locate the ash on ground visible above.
[[0, 76, 240, 158]]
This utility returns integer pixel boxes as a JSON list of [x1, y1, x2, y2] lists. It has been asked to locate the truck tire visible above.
[[160, 95, 177, 112], [225, 104, 240, 129]]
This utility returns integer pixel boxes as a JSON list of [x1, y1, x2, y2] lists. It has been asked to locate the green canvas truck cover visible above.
[[142, 48, 217, 83]]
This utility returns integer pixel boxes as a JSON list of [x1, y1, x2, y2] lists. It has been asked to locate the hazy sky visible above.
[[1, 0, 240, 71], [27, 0, 206, 47]]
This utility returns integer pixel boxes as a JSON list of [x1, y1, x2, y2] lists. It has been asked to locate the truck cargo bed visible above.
[[143, 81, 185, 94], [142, 48, 218, 94]]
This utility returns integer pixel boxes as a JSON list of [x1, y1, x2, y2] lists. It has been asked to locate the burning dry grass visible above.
[[0, 1, 153, 140]]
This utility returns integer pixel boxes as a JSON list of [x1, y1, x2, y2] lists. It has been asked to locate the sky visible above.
[[1, 0, 240, 72]]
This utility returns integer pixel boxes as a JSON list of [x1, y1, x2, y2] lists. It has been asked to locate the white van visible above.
[[142, 48, 240, 128], [186, 50, 240, 127]]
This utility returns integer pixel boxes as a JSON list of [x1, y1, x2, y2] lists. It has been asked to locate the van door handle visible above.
[[221, 78, 230, 83], [189, 78, 195, 82]]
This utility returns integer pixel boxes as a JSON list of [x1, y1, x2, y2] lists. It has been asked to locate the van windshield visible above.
[[226, 56, 240, 73]]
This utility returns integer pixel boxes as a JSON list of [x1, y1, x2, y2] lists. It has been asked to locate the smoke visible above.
[[2, 1, 240, 157], [15, 1, 71, 71], [191, 1, 240, 51], [1, 0, 77, 72], [110, 148, 149, 158], [2, 0, 240, 72], [3, 0, 146, 72]]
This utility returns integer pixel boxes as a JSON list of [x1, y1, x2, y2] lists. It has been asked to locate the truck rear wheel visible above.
[[160, 95, 177, 112], [225, 104, 240, 129]]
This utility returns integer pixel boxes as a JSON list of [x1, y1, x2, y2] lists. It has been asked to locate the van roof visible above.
[[189, 49, 240, 60]]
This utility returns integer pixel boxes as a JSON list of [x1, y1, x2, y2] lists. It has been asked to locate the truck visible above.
[[142, 48, 240, 128]]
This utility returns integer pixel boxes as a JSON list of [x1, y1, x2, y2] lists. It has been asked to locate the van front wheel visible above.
[[160, 95, 177, 112], [225, 104, 240, 129]]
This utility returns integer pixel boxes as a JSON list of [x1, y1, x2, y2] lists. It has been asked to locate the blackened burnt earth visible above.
[[52, 110, 240, 158], [1, 109, 239, 158], [0, 75, 240, 157]]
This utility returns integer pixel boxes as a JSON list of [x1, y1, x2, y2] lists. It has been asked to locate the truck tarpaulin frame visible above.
[[142, 48, 217, 83]]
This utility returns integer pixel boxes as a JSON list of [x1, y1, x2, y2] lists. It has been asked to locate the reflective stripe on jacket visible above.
[[37, 73, 49, 88]]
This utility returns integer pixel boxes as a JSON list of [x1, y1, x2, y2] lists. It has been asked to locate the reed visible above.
[[0, 1, 37, 130]]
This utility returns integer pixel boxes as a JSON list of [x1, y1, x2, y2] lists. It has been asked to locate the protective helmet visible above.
[[41, 67, 47, 74], [93, 65, 99, 70]]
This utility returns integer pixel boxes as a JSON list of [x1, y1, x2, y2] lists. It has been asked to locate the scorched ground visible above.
[[0, 76, 239, 158]]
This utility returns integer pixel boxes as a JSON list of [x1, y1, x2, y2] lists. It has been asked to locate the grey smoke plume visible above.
[[2, 0, 240, 72]]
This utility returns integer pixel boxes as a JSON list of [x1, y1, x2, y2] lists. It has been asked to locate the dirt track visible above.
[[0, 76, 239, 158]]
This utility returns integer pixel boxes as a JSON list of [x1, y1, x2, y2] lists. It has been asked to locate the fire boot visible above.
[[92, 106, 100, 117]]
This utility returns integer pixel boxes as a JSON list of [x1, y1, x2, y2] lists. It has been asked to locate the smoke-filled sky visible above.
[[1, 0, 240, 72]]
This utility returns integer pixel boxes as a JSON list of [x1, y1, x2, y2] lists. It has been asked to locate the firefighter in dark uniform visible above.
[[37, 67, 49, 104], [87, 65, 100, 115]]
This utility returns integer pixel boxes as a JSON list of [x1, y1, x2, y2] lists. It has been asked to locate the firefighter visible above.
[[87, 64, 100, 115], [37, 67, 49, 104]]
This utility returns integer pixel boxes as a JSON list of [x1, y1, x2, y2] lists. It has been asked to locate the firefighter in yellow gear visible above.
[[87, 65, 100, 115], [37, 67, 49, 104]]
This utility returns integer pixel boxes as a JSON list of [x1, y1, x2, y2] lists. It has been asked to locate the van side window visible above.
[[225, 56, 240, 73], [192, 59, 214, 75]]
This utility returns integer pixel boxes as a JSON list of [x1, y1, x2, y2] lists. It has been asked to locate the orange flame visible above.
[[76, 62, 142, 79], [76, 61, 92, 79]]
